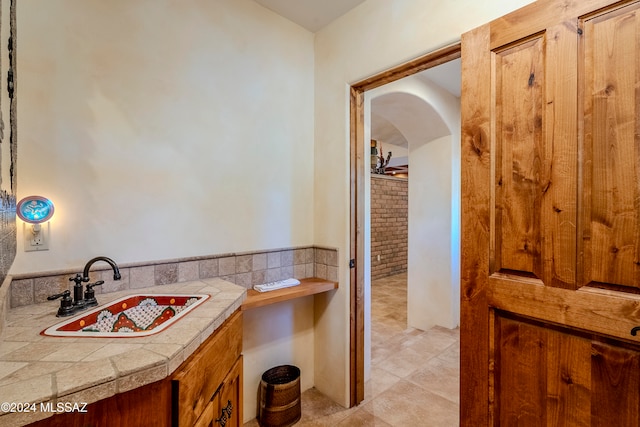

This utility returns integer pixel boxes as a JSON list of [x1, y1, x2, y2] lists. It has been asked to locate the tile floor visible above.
[[244, 273, 460, 426]]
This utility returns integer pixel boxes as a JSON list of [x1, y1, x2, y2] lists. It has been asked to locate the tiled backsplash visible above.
[[8, 246, 339, 308]]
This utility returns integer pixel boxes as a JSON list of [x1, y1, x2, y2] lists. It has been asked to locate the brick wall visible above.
[[371, 175, 407, 280]]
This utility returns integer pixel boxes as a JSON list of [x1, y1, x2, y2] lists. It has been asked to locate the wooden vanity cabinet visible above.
[[25, 310, 243, 427], [172, 310, 243, 427]]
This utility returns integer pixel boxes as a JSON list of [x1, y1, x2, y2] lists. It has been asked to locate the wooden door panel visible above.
[[495, 315, 549, 426], [581, 2, 640, 291], [492, 22, 578, 288], [545, 325, 590, 427], [461, 0, 640, 425], [494, 36, 545, 279], [494, 314, 640, 426], [591, 341, 640, 426]]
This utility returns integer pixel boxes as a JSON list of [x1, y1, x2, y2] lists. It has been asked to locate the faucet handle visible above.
[[69, 273, 87, 285], [84, 281, 104, 307], [47, 290, 71, 301], [47, 290, 75, 317], [86, 280, 104, 291]]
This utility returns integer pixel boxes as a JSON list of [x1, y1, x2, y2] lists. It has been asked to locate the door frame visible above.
[[349, 42, 461, 406]]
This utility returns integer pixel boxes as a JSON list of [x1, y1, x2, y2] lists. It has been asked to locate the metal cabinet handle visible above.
[[631, 327, 640, 336], [216, 400, 232, 426]]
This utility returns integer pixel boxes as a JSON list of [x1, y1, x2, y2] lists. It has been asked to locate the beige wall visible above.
[[408, 134, 458, 329], [13, 0, 315, 274], [313, 0, 535, 407]]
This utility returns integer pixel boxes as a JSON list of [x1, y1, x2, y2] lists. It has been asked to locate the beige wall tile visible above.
[[267, 252, 281, 269], [305, 263, 314, 278], [266, 268, 281, 282], [281, 250, 294, 266], [252, 270, 266, 286], [33, 276, 69, 304], [199, 258, 219, 279], [304, 248, 314, 263], [10, 279, 33, 308], [315, 264, 327, 280], [219, 257, 236, 276], [235, 272, 252, 288], [155, 263, 178, 285], [293, 264, 306, 279], [315, 248, 327, 265], [129, 266, 155, 289], [178, 260, 199, 282], [236, 255, 252, 273], [293, 249, 306, 265], [252, 253, 267, 271]]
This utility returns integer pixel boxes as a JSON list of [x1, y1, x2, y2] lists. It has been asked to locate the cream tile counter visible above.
[[0, 278, 246, 426]]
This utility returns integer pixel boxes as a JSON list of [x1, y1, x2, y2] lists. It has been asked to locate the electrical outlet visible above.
[[24, 222, 50, 252]]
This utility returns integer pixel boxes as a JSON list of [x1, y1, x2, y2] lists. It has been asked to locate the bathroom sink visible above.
[[42, 294, 210, 337]]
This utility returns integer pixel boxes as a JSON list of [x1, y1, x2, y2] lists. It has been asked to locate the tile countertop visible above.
[[0, 278, 246, 427]]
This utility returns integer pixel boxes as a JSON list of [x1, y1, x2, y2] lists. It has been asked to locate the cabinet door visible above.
[[172, 311, 242, 426], [461, 0, 640, 425], [193, 399, 215, 427], [214, 356, 243, 427]]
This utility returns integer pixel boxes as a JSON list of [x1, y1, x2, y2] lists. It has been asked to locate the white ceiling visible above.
[[253, 0, 367, 32]]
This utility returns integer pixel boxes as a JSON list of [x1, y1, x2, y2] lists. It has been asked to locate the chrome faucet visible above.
[[48, 256, 121, 316]]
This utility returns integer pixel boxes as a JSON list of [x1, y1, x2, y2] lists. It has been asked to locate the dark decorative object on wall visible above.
[[0, 0, 17, 287], [370, 140, 392, 175]]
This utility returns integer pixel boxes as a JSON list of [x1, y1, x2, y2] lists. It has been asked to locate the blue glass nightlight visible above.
[[17, 196, 55, 224]]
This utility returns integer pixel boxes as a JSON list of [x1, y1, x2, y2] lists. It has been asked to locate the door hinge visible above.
[[349, 259, 355, 269]]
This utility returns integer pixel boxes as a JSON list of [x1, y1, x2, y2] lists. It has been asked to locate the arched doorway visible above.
[[349, 43, 461, 405], [364, 70, 461, 388]]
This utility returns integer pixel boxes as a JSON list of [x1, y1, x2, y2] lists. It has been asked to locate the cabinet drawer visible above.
[[172, 310, 242, 427]]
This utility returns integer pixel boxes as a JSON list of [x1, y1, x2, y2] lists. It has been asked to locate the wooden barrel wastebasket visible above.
[[258, 365, 301, 427]]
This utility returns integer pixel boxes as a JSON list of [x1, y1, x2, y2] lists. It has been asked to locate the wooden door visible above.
[[461, 0, 640, 425]]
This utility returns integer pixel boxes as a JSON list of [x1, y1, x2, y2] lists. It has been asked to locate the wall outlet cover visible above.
[[24, 222, 50, 252]]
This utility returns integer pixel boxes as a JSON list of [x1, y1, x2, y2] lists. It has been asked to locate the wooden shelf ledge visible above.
[[241, 277, 338, 311]]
